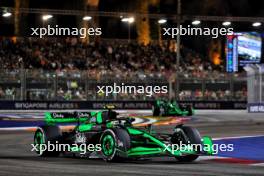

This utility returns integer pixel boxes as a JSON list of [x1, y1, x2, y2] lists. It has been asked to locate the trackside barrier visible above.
[[244, 64, 264, 113], [0, 101, 247, 110]]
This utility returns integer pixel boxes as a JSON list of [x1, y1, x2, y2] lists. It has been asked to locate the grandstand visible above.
[[0, 0, 263, 105], [0, 37, 247, 101]]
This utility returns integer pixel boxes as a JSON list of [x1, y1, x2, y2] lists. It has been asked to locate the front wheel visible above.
[[100, 128, 130, 162], [171, 126, 202, 162]]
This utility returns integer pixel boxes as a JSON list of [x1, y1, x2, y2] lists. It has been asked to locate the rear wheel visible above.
[[152, 105, 160, 116], [34, 125, 62, 157], [171, 126, 202, 162], [186, 105, 193, 116], [159, 107, 165, 116]]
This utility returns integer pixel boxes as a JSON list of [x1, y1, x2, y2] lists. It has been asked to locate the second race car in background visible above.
[[152, 100, 194, 116]]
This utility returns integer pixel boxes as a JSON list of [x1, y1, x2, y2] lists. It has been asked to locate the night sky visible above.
[[0, 0, 263, 56], [1, 0, 264, 16]]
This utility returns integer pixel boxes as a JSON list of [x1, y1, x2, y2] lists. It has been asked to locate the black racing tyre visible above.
[[172, 126, 202, 162], [34, 125, 62, 157], [100, 128, 131, 162], [159, 106, 165, 116], [152, 105, 160, 116], [186, 105, 193, 116]]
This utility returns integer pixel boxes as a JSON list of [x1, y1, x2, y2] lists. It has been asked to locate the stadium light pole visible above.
[[128, 21, 131, 43], [121, 17, 134, 43], [18, 57, 25, 100], [256, 65, 263, 103], [157, 19, 167, 46], [175, 0, 181, 100]]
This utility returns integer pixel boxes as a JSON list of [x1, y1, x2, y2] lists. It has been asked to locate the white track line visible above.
[[250, 163, 264, 166], [0, 109, 153, 113], [0, 126, 37, 131], [213, 135, 264, 140], [196, 156, 226, 161]]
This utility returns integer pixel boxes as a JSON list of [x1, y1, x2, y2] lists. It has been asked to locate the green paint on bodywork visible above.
[[128, 147, 163, 156], [168, 106, 184, 115], [127, 128, 143, 135], [142, 132, 183, 156], [127, 127, 181, 156], [44, 112, 88, 124], [90, 111, 97, 116], [96, 111, 103, 124], [70, 146, 80, 152], [106, 122, 113, 128], [131, 141, 157, 145], [202, 136, 214, 155], [78, 123, 93, 132], [126, 127, 202, 157]]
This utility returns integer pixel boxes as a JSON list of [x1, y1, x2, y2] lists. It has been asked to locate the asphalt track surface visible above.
[[0, 110, 264, 176]]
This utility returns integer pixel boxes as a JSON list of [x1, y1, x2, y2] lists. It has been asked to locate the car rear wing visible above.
[[45, 112, 91, 124]]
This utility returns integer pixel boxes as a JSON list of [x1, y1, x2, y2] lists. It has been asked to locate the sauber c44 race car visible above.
[[152, 99, 194, 116], [33, 107, 212, 162]]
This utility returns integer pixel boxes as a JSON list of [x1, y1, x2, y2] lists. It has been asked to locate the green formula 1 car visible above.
[[152, 100, 194, 116], [33, 107, 212, 162]]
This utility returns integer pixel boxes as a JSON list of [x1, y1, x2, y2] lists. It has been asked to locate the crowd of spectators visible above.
[[179, 89, 247, 101], [0, 37, 247, 101], [0, 87, 18, 100], [0, 37, 230, 80]]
